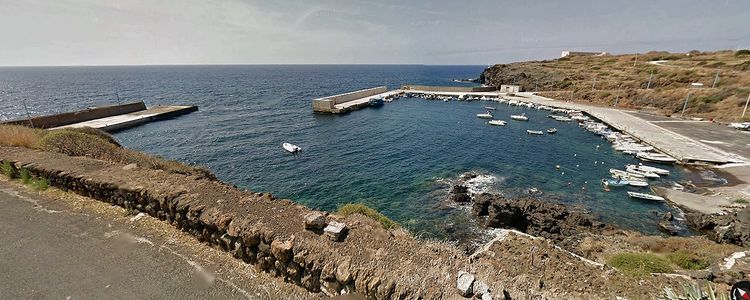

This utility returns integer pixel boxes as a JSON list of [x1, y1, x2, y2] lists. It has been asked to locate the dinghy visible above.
[[477, 112, 493, 119], [609, 168, 645, 179], [488, 120, 507, 126], [636, 152, 677, 164], [627, 179, 649, 187], [526, 130, 544, 135], [627, 191, 665, 201], [627, 164, 670, 176], [625, 165, 660, 178], [547, 128, 557, 134], [511, 113, 528, 121], [601, 178, 628, 187], [283, 143, 302, 153]]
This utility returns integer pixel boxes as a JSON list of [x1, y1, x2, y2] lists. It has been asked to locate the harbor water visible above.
[[0, 65, 688, 240]]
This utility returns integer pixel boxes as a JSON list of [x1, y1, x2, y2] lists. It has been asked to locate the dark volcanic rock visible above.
[[685, 207, 750, 247], [449, 184, 471, 203], [471, 193, 614, 243]]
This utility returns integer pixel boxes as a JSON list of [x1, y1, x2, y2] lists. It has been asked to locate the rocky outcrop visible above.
[[471, 193, 615, 244], [685, 207, 750, 247]]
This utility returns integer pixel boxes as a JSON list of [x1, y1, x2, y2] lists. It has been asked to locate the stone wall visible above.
[[401, 85, 497, 93], [0, 147, 466, 299], [2, 102, 147, 129]]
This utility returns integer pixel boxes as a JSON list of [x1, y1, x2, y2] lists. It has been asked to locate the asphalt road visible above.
[[0, 181, 314, 299]]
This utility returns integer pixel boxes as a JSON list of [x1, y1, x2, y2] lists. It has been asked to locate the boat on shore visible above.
[[511, 113, 528, 121], [283, 143, 301, 153], [636, 152, 677, 164], [488, 120, 507, 126], [547, 128, 557, 134], [477, 112, 493, 119], [627, 191, 665, 201], [527, 130, 544, 135]]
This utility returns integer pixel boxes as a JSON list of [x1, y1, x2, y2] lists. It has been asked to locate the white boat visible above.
[[283, 143, 301, 153], [511, 113, 528, 121], [627, 164, 670, 176], [625, 166, 660, 178], [485, 106, 497, 110], [488, 120, 507, 126], [627, 180, 649, 187], [477, 112, 493, 119], [636, 152, 677, 164], [527, 130, 544, 135], [609, 168, 645, 179], [627, 191, 665, 201]]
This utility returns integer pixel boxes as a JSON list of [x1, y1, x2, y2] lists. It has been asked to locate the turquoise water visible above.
[[0, 65, 685, 240]]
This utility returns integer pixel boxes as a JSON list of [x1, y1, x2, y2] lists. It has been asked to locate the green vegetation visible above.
[[735, 198, 749, 204], [664, 282, 727, 300], [735, 49, 750, 56], [19, 168, 31, 184], [667, 250, 710, 270], [1, 161, 15, 179], [30, 177, 49, 191], [336, 203, 398, 229], [607, 253, 673, 277]]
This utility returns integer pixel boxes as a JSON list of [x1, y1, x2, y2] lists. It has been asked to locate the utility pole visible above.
[[592, 76, 596, 91], [633, 53, 638, 67], [646, 71, 654, 89], [22, 98, 34, 128], [712, 70, 720, 88], [681, 92, 692, 117], [613, 83, 623, 107], [743, 93, 750, 119]]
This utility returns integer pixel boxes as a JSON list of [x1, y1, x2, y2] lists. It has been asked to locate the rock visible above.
[[456, 271, 475, 297], [321, 280, 341, 297], [662, 211, 674, 221], [122, 163, 138, 170], [658, 221, 679, 236], [473, 280, 490, 296], [270, 238, 293, 262], [304, 212, 327, 231], [481, 293, 493, 300], [450, 184, 469, 195], [685, 207, 750, 247], [324, 221, 348, 242], [449, 184, 471, 203], [335, 256, 353, 283]]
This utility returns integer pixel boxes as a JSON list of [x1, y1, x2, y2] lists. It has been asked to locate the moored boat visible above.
[[627, 164, 670, 175], [601, 178, 628, 187], [485, 106, 497, 110], [511, 113, 528, 121], [527, 130, 544, 135], [282, 143, 302, 153], [547, 128, 557, 134], [627, 191, 665, 201], [636, 152, 677, 164], [488, 120, 507, 126], [477, 112, 493, 119], [627, 179, 649, 187], [369, 98, 384, 107]]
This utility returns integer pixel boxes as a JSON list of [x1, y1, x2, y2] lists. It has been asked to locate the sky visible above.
[[0, 0, 749, 66]]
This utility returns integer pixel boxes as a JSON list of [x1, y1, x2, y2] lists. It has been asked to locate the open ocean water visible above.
[[0, 65, 688, 240]]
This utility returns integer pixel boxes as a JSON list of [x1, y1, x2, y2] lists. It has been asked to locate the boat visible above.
[[627, 179, 649, 187], [636, 152, 677, 164], [477, 112, 493, 119], [547, 128, 557, 134], [625, 165, 660, 178], [369, 98, 384, 107], [527, 130, 544, 135], [511, 113, 528, 121], [488, 120, 507, 126], [627, 164, 670, 176], [609, 168, 645, 179], [627, 191, 665, 201], [484, 106, 497, 110], [283, 143, 301, 153], [601, 178, 628, 187]]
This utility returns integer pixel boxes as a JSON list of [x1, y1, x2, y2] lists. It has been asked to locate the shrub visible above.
[[667, 250, 710, 270], [30, 177, 49, 191], [0, 125, 45, 148], [19, 168, 31, 184], [1, 161, 15, 179], [664, 282, 728, 300], [735, 49, 750, 56], [336, 203, 398, 229], [735, 198, 748, 204], [607, 253, 673, 277], [64, 127, 121, 147]]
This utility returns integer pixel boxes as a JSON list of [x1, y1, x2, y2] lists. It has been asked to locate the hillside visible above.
[[480, 50, 750, 121]]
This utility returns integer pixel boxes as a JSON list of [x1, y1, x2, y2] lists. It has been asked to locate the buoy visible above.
[[594, 161, 598, 164], [596, 145, 600, 148], [576, 164, 579, 168], [561, 172, 565, 175], [582, 186, 586, 190], [584, 181, 588, 184], [574, 154, 577, 157], [556, 165, 560, 169]]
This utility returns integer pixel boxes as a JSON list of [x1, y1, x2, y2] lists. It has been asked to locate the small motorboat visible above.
[[601, 178, 628, 187], [283, 143, 302, 153], [636, 152, 677, 164], [627, 191, 665, 201], [627, 179, 649, 187], [610, 168, 645, 179], [369, 98, 384, 107], [625, 165, 660, 178], [511, 113, 528, 121], [527, 130, 544, 135], [488, 120, 507, 126], [547, 128, 557, 134], [485, 106, 497, 110], [627, 164, 670, 176], [477, 112, 493, 119]]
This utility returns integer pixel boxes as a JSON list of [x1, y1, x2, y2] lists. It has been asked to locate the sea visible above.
[[0, 65, 690, 241]]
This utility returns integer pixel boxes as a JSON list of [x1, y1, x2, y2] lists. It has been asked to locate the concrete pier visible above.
[[313, 86, 403, 114], [50, 105, 197, 132]]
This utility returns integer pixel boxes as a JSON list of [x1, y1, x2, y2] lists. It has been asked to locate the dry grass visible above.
[[627, 235, 740, 269], [0, 124, 215, 180], [336, 203, 398, 229]]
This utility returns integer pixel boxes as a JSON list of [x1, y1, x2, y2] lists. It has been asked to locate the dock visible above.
[[312, 86, 403, 113], [3, 101, 198, 133]]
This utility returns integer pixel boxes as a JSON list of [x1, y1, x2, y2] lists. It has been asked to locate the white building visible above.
[[500, 85, 520, 93]]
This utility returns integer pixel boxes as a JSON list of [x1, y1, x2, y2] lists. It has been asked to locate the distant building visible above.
[[500, 85, 520, 93], [561, 51, 608, 58]]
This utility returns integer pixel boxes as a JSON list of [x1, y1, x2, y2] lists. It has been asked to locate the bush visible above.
[[667, 250, 710, 270], [607, 253, 673, 277], [336, 203, 398, 229], [19, 168, 31, 184], [735, 49, 750, 56], [0, 125, 45, 148], [735, 198, 748, 204], [30, 177, 49, 191], [1, 161, 15, 179]]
